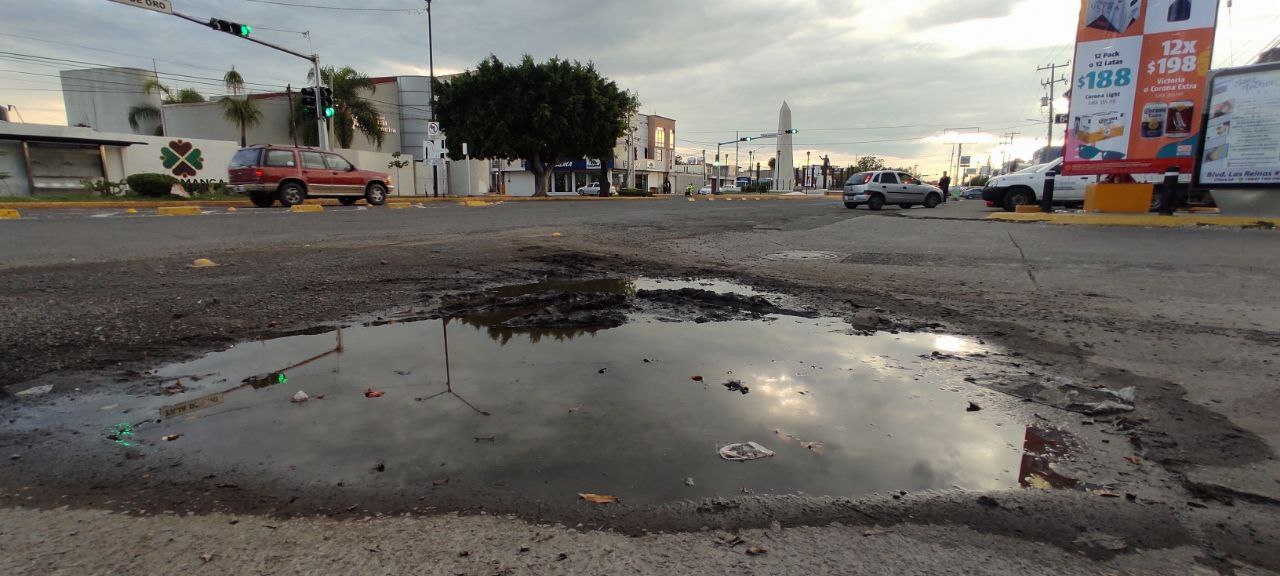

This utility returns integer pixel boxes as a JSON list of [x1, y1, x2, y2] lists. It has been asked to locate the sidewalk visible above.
[[0, 193, 824, 211]]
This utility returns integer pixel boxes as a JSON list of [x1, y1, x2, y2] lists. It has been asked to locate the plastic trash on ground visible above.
[[719, 442, 776, 461], [14, 385, 53, 397], [291, 391, 309, 403]]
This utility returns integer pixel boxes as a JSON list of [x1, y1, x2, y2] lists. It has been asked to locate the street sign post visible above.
[[107, 0, 173, 14], [426, 122, 442, 140]]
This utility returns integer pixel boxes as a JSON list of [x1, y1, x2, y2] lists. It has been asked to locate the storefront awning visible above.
[[0, 131, 147, 147]]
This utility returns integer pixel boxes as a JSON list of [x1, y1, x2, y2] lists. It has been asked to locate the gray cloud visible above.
[[907, 0, 1020, 29]]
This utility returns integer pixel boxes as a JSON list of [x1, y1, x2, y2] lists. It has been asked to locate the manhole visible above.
[[764, 251, 841, 261]]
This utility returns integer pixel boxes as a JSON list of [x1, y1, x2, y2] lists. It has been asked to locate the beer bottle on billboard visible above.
[[1168, 0, 1192, 22]]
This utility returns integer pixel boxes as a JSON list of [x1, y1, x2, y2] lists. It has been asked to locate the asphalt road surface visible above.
[[2, 197, 1278, 575]]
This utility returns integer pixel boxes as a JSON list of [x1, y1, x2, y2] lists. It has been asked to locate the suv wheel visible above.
[[923, 193, 941, 208], [365, 183, 388, 206], [339, 197, 360, 206], [250, 192, 275, 208], [1003, 188, 1034, 212], [867, 194, 885, 211], [278, 182, 306, 207]]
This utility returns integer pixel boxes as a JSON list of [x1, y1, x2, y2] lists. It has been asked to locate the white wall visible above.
[[0, 141, 28, 197], [448, 158, 488, 196], [60, 67, 161, 135], [121, 134, 242, 183]]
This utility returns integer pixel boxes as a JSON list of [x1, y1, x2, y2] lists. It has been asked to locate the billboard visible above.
[[1193, 62, 1280, 189], [1063, 0, 1220, 176]]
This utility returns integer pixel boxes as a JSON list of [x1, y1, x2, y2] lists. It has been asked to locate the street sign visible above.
[[106, 0, 174, 14], [959, 155, 972, 167], [426, 121, 441, 140], [1054, 113, 1069, 125]]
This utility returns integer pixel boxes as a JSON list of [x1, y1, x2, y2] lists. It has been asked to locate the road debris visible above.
[[578, 493, 619, 504], [199, 552, 214, 563], [1124, 455, 1142, 465], [373, 462, 386, 473], [684, 477, 696, 487], [719, 535, 745, 547], [191, 258, 218, 268], [364, 388, 384, 398], [976, 495, 1000, 508], [746, 547, 768, 556], [1032, 377, 1136, 415], [14, 384, 53, 397], [474, 436, 496, 443], [691, 375, 704, 382], [719, 442, 776, 461], [100, 404, 119, 411], [568, 404, 583, 413], [967, 402, 982, 412], [722, 380, 750, 394], [161, 434, 182, 442], [801, 441, 825, 455], [162, 380, 186, 395], [291, 391, 309, 403], [432, 478, 449, 487]]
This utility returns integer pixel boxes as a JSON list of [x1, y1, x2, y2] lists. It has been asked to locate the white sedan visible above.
[[576, 184, 617, 196], [698, 184, 740, 195]]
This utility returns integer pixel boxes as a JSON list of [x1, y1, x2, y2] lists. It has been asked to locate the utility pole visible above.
[[1000, 132, 1019, 174], [734, 131, 740, 181], [1038, 62, 1070, 162], [426, 0, 438, 196]]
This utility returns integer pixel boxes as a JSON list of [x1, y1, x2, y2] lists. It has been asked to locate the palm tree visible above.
[[127, 80, 205, 134], [220, 97, 262, 147], [306, 66, 386, 149], [224, 68, 245, 96]]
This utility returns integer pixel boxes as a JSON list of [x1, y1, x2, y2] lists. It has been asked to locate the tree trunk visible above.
[[598, 161, 610, 197], [240, 124, 247, 147], [529, 154, 550, 197]]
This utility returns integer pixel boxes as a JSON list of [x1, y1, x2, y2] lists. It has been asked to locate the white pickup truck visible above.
[[982, 158, 1097, 211]]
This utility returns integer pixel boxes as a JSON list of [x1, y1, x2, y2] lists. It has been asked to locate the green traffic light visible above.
[[324, 107, 335, 118], [239, 25, 251, 37]]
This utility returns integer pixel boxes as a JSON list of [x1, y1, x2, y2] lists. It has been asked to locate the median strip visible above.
[[0, 209, 20, 220], [988, 212, 1280, 229], [289, 204, 325, 213]]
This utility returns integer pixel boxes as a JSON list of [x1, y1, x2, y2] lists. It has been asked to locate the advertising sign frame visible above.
[[1062, 0, 1221, 176], [1192, 61, 1280, 190]]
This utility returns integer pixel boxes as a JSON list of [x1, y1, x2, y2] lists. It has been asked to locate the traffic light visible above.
[[739, 136, 755, 142], [785, 129, 799, 134], [318, 87, 335, 119], [299, 87, 317, 118], [208, 18, 252, 37]]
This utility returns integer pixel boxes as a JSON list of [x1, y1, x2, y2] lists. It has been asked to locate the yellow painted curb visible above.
[[988, 212, 1280, 229], [289, 204, 324, 213], [0, 209, 20, 220], [157, 206, 202, 216]]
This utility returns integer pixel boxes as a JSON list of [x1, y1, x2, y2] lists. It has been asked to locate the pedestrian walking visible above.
[[938, 172, 951, 203]]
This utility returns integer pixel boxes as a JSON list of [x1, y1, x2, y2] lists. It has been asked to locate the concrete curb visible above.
[[988, 212, 1280, 229], [156, 206, 203, 217]]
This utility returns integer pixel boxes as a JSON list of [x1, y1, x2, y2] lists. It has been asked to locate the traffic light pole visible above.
[[171, 11, 329, 150]]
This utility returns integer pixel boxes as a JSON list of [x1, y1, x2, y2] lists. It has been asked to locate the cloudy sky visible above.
[[3, 0, 1279, 176]]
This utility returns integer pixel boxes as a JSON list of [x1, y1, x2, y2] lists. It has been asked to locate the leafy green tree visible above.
[[852, 156, 886, 173], [220, 96, 262, 147], [435, 55, 637, 197], [304, 66, 386, 149], [127, 79, 205, 134]]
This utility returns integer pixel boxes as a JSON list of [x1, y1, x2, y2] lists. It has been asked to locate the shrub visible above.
[[617, 188, 652, 197], [80, 179, 126, 197], [126, 173, 179, 197], [181, 179, 228, 196]]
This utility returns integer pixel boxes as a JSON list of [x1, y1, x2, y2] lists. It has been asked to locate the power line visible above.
[[242, 0, 425, 13]]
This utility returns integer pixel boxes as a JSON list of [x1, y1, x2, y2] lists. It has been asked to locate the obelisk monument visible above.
[[773, 101, 795, 191]]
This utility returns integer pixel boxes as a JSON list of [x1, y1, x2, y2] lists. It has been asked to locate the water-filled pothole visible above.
[[18, 278, 1050, 508]]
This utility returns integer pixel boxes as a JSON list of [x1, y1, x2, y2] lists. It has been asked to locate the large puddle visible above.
[[15, 279, 1042, 507]]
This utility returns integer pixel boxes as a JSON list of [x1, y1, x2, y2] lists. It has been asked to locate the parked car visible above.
[[697, 183, 741, 195], [842, 170, 944, 210], [981, 158, 1096, 211], [228, 145, 393, 207], [576, 183, 617, 196], [960, 186, 984, 199]]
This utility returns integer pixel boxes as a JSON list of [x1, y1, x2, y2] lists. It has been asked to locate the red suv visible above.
[[228, 145, 393, 207]]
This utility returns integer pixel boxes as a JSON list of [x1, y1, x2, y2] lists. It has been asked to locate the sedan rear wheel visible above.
[[867, 194, 885, 211], [923, 193, 942, 208]]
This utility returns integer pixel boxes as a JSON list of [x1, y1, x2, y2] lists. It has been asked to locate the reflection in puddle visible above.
[[1019, 427, 1079, 490], [20, 283, 1037, 506]]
